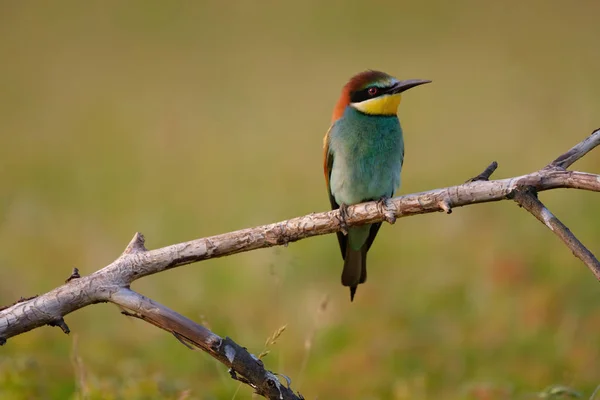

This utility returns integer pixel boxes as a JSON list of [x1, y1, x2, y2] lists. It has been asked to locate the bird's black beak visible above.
[[388, 79, 432, 94]]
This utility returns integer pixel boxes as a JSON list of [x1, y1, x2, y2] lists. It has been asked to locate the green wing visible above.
[[323, 125, 348, 259]]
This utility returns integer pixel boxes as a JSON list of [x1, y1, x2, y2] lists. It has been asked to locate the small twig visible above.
[[65, 268, 81, 283], [48, 318, 70, 335], [549, 127, 600, 169], [466, 161, 499, 182], [512, 186, 600, 279], [122, 232, 147, 255]]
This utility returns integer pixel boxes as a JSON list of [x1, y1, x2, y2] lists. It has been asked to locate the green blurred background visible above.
[[1, 1, 600, 399]]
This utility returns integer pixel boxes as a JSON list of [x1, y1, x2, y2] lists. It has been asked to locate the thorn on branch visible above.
[[65, 268, 81, 283], [123, 232, 147, 255], [0, 337, 5, 346], [48, 318, 70, 335], [466, 161, 498, 182]]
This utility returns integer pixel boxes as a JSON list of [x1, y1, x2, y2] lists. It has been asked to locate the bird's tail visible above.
[[341, 246, 367, 302]]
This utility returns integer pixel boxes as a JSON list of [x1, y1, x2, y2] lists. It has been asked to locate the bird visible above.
[[323, 70, 431, 301]]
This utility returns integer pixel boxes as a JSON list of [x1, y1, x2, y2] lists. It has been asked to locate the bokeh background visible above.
[[1, 1, 600, 399]]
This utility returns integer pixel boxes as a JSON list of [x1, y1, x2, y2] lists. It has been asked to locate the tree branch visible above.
[[1, 128, 599, 398], [512, 186, 600, 279], [111, 289, 301, 400], [549, 127, 600, 169]]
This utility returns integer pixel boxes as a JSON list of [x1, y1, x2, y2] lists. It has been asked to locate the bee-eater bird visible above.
[[323, 70, 431, 301]]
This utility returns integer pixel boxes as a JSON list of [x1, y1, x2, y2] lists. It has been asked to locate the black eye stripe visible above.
[[350, 86, 390, 103]]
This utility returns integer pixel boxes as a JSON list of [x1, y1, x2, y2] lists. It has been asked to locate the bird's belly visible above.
[[330, 158, 401, 206]]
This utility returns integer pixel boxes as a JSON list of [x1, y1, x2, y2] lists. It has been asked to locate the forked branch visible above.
[[1, 128, 599, 399], [512, 187, 600, 279]]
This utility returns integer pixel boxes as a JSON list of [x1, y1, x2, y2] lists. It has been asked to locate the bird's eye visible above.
[[367, 87, 378, 96]]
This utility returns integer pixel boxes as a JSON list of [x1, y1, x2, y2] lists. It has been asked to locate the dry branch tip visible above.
[[467, 161, 498, 182], [48, 318, 70, 335], [123, 232, 147, 255], [549, 128, 600, 169], [65, 268, 81, 283]]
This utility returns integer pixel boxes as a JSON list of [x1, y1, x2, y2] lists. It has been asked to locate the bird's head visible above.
[[332, 70, 431, 122]]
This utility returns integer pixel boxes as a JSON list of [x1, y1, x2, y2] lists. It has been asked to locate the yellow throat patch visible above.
[[351, 93, 402, 116]]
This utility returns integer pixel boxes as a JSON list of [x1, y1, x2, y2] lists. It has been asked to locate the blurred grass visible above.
[[1, 0, 600, 399]]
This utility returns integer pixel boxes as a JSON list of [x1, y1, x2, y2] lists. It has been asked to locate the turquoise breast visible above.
[[328, 107, 404, 206]]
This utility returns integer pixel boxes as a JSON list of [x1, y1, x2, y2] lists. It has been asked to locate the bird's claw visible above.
[[378, 196, 396, 224], [337, 203, 349, 235]]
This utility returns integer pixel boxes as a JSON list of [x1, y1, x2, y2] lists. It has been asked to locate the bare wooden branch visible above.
[[111, 289, 302, 400], [1, 128, 600, 398], [550, 127, 600, 168], [0, 237, 304, 399], [512, 186, 600, 279]]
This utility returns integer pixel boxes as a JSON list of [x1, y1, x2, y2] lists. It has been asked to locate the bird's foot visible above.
[[377, 196, 397, 225], [337, 203, 349, 235]]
